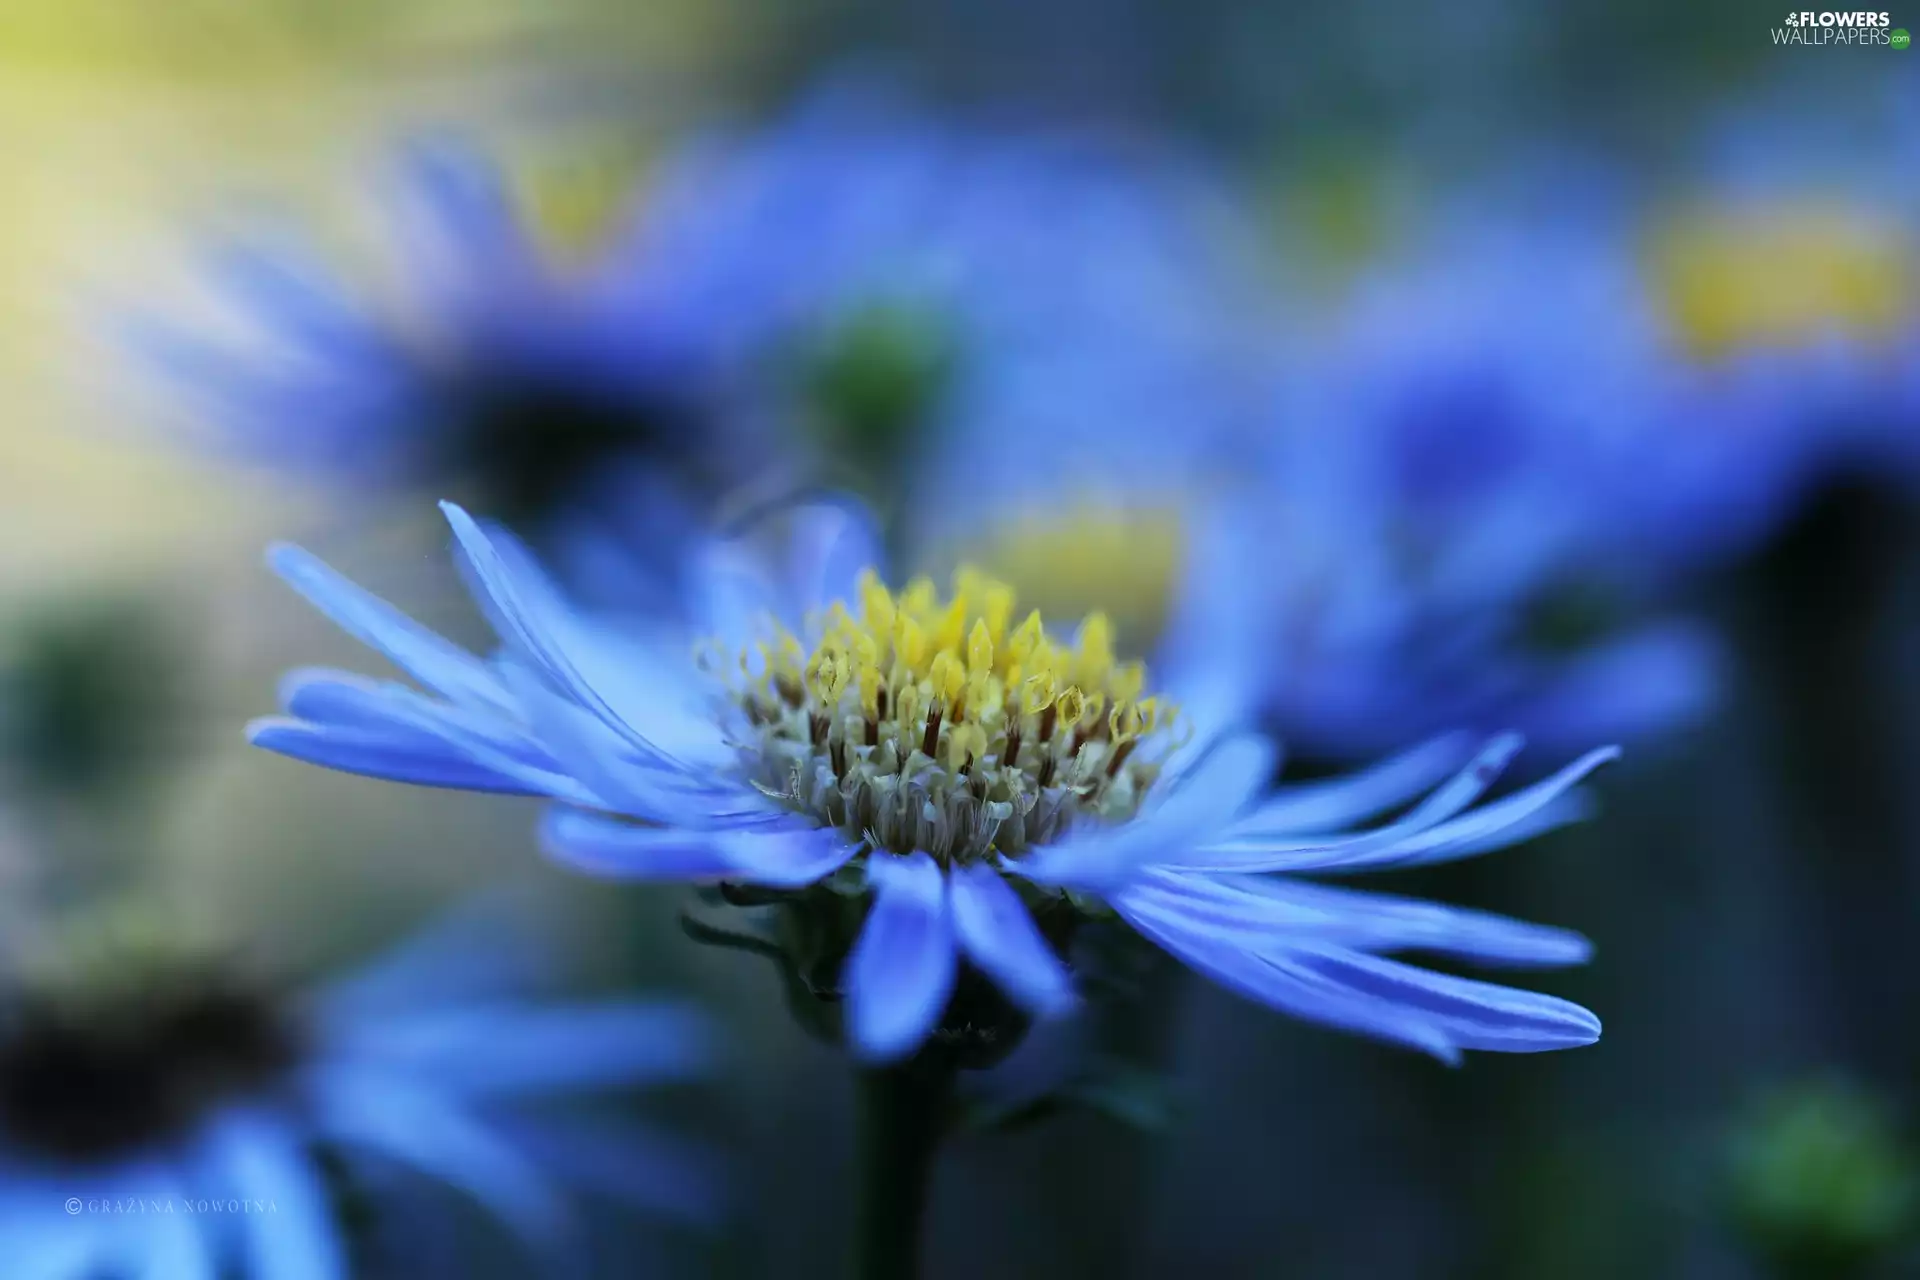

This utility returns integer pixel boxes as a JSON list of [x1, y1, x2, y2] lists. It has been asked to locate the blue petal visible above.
[[441, 503, 730, 773], [201, 1110, 347, 1280], [1515, 621, 1723, 748], [1017, 733, 1274, 892], [1148, 733, 1278, 829], [1182, 734, 1592, 873], [540, 810, 745, 880], [202, 241, 388, 364], [949, 864, 1075, 1016], [247, 717, 545, 795], [714, 825, 862, 885], [1120, 871, 1592, 968], [272, 670, 596, 802], [541, 809, 852, 885], [1242, 745, 1621, 875], [502, 663, 734, 820], [389, 142, 531, 291], [787, 497, 885, 617], [132, 1172, 216, 1280], [0, 1200, 107, 1280], [1229, 733, 1476, 836], [1289, 948, 1601, 1053], [333, 1001, 714, 1099], [487, 1114, 727, 1224], [315, 894, 561, 1029], [1116, 891, 1460, 1060], [845, 852, 958, 1061], [266, 544, 510, 713], [1153, 507, 1262, 756], [685, 539, 780, 648], [313, 1070, 571, 1252]]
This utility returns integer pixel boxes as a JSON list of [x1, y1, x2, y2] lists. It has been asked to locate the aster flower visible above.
[[0, 903, 716, 1277], [1210, 205, 1747, 761], [125, 140, 773, 532], [610, 79, 1272, 542], [1650, 94, 1920, 499], [249, 495, 1610, 1067]]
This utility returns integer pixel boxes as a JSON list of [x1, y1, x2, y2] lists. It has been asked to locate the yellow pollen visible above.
[[711, 563, 1181, 864], [967, 619, 995, 676], [1055, 686, 1088, 733], [895, 616, 928, 669], [949, 502, 1187, 650], [1020, 671, 1058, 716], [928, 651, 966, 706]]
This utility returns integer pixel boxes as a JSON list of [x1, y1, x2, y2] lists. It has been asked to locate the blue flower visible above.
[[124, 141, 771, 529], [612, 80, 1272, 540], [0, 903, 716, 1276], [1224, 211, 1738, 758], [1650, 99, 1920, 499], [250, 496, 1610, 1065]]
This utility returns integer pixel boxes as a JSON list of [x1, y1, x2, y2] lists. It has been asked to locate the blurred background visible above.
[[3, 0, 1919, 1275]]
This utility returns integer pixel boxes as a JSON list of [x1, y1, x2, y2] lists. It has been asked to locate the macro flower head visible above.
[[124, 140, 772, 532], [0, 900, 716, 1277], [251, 493, 1613, 1068]]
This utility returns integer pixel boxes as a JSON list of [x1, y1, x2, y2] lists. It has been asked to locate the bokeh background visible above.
[[3, 1, 1919, 1276]]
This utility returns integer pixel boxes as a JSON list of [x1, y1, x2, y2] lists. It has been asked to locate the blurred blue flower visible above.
[[612, 80, 1273, 541], [1234, 212, 1736, 758], [249, 496, 1611, 1065], [126, 141, 777, 531], [0, 904, 716, 1277]]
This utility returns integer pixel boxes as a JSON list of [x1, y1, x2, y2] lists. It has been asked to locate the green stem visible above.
[[852, 1057, 955, 1280]]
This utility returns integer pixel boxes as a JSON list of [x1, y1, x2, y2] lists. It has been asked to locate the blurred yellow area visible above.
[[0, 0, 769, 955], [1647, 200, 1918, 361], [953, 502, 1189, 653], [0, 0, 755, 590]]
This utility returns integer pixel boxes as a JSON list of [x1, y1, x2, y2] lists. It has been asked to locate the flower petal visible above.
[[487, 1113, 726, 1224], [266, 544, 510, 712], [949, 864, 1075, 1016], [1017, 733, 1276, 892], [1116, 890, 1459, 1060], [246, 717, 546, 795], [540, 810, 746, 881], [1154, 507, 1262, 756], [334, 1001, 713, 1099], [1281, 744, 1621, 874], [788, 497, 885, 618], [312, 1070, 571, 1252], [845, 852, 958, 1061], [1288, 947, 1601, 1053], [1121, 871, 1591, 968], [503, 663, 731, 819], [540, 809, 853, 887], [133, 1176, 218, 1280], [270, 669, 597, 802], [202, 1110, 347, 1280], [1185, 738, 1617, 874], [1228, 733, 1476, 837], [442, 502, 731, 773]]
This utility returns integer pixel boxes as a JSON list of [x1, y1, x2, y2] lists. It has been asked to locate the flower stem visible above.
[[852, 1056, 955, 1280]]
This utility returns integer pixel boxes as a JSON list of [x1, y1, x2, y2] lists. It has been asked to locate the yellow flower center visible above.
[[707, 565, 1184, 865], [1647, 202, 1915, 360], [941, 500, 1187, 653]]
